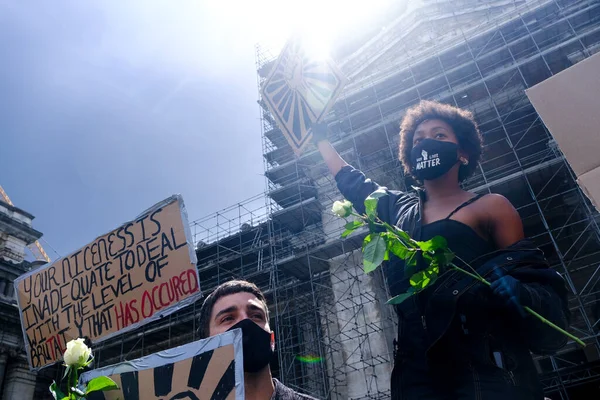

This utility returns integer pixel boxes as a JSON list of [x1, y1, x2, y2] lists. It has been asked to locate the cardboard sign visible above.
[[81, 330, 244, 400], [14, 195, 200, 369], [525, 51, 600, 210], [578, 167, 600, 211], [261, 35, 347, 155], [525, 52, 600, 176]]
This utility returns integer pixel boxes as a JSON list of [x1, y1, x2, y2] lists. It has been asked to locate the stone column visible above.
[[327, 250, 394, 399], [1, 358, 37, 400], [0, 352, 7, 395]]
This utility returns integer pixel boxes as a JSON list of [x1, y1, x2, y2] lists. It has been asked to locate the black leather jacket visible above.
[[425, 239, 569, 355]]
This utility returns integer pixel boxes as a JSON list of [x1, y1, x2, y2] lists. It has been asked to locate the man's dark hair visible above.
[[198, 280, 269, 339], [399, 100, 483, 182]]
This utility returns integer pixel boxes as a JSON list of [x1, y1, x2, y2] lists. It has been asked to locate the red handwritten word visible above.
[[45, 333, 66, 361], [114, 269, 199, 330]]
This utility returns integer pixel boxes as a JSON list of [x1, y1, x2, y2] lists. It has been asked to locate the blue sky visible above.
[[0, 1, 274, 258], [0, 0, 393, 260]]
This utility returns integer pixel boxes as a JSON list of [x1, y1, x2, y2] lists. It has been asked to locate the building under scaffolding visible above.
[[33, 0, 600, 398]]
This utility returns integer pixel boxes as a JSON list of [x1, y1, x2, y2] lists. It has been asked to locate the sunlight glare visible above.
[[211, 0, 393, 56]]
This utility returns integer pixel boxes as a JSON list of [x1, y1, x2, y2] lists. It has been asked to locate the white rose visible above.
[[332, 200, 353, 218], [63, 338, 92, 368]]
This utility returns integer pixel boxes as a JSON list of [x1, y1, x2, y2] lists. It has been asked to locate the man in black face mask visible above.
[[198, 280, 318, 400]]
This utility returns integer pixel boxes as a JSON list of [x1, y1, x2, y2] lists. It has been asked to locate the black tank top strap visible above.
[[446, 194, 486, 220]]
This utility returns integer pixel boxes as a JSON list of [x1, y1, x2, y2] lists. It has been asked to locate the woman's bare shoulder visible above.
[[478, 193, 515, 208], [477, 193, 524, 246]]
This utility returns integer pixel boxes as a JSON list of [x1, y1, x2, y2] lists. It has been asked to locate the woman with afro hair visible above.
[[314, 100, 569, 399]]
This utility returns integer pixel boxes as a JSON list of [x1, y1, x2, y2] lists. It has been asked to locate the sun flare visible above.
[[208, 0, 394, 55]]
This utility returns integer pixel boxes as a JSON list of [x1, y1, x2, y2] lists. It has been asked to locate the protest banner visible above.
[[81, 330, 244, 400], [526, 51, 600, 211], [260, 34, 347, 156], [14, 195, 200, 369]]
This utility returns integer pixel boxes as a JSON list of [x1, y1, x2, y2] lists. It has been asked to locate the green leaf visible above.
[[345, 220, 364, 230], [424, 264, 440, 280], [384, 250, 390, 261], [367, 218, 379, 235], [409, 270, 431, 290], [386, 292, 412, 305], [82, 354, 94, 369], [409, 263, 442, 290], [417, 236, 448, 252], [341, 220, 364, 238], [405, 251, 417, 267], [387, 237, 408, 260], [423, 249, 454, 268], [433, 248, 455, 267], [404, 252, 418, 278], [364, 189, 387, 218], [85, 376, 119, 395], [364, 198, 378, 219], [363, 234, 387, 273], [362, 234, 372, 252], [50, 381, 68, 400], [395, 228, 414, 245], [341, 229, 353, 238], [62, 365, 71, 381], [431, 236, 448, 250]]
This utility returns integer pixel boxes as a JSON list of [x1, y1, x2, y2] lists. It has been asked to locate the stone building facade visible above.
[[0, 200, 43, 399]]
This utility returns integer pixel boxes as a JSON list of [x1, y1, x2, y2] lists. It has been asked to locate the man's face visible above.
[[208, 292, 271, 336]]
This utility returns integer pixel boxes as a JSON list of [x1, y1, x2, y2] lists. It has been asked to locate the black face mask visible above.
[[227, 319, 273, 373], [411, 139, 459, 181]]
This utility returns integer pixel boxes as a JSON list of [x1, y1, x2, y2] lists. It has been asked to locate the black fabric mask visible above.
[[411, 139, 459, 181], [227, 319, 273, 373]]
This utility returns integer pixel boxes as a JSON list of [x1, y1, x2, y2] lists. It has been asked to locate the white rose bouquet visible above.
[[49, 338, 118, 400]]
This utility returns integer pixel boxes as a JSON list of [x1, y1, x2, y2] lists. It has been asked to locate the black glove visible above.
[[490, 275, 530, 318], [311, 122, 329, 143]]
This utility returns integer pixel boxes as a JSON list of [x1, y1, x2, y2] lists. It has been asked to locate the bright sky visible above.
[[0, 0, 392, 260]]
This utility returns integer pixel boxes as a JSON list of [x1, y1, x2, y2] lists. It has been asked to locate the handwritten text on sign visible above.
[[15, 196, 200, 369]]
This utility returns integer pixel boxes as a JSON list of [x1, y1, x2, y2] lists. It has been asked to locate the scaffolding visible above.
[[34, 0, 600, 398], [255, 0, 600, 398]]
